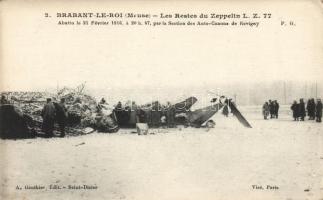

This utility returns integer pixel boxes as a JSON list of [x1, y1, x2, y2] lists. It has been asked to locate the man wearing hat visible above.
[[41, 98, 56, 137], [299, 98, 306, 121], [54, 98, 68, 137], [316, 99, 322, 123]]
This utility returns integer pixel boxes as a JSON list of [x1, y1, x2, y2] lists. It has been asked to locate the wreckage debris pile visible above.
[[61, 92, 98, 126], [0, 89, 118, 139], [60, 91, 118, 132], [0, 104, 35, 139], [1, 89, 250, 139]]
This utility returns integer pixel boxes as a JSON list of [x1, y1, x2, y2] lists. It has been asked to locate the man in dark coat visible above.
[[306, 99, 312, 120], [123, 104, 131, 127], [274, 100, 279, 118], [41, 98, 56, 137], [54, 98, 68, 137], [263, 102, 270, 120], [137, 109, 147, 123], [129, 101, 138, 127], [151, 101, 161, 127], [269, 100, 274, 119], [299, 98, 306, 121], [316, 99, 322, 123], [291, 100, 299, 121], [166, 102, 176, 128], [222, 102, 229, 117], [311, 98, 316, 120], [307, 98, 316, 120], [114, 101, 124, 126]]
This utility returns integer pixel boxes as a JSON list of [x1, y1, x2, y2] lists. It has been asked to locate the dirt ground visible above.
[[1, 106, 322, 200]]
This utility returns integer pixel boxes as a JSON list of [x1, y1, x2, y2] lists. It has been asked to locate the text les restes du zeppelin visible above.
[[54, 12, 271, 20]]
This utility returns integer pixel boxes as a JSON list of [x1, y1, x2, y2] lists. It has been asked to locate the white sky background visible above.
[[1, 0, 323, 103]]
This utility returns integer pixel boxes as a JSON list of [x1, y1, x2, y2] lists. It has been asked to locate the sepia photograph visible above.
[[0, 0, 323, 199]]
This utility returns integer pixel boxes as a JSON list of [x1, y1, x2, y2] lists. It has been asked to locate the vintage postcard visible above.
[[0, 0, 322, 199]]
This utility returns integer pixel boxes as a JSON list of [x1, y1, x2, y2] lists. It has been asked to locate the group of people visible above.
[[113, 101, 177, 128], [41, 98, 67, 137], [1, 95, 68, 137], [291, 98, 322, 122], [262, 100, 280, 120]]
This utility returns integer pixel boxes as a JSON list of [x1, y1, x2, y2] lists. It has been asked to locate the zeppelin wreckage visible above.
[[0, 86, 251, 139]]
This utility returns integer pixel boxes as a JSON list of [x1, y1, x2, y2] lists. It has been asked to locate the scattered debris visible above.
[[82, 127, 95, 134], [0, 84, 119, 139], [136, 123, 149, 135], [1, 87, 252, 139], [75, 142, 85, 147], [206, 120, 216, 128]]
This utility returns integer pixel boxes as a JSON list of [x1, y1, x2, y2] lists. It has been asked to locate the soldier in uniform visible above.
[[54, 98, 68, 137], [274, 100, 279, 118], [262, 102, 270, 120], [316, 99, 322, 123], [166, 102, 176, 128], [307, 98, 316, 120], [291, 100, 299, 121], [299, 98, 306, 121], [269, 100, 274, 119], [41, 98, 56, 137]]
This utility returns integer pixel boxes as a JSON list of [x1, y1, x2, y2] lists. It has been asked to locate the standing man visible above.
[[269, 100, 274, 119], [308, 98, 316, 120], [316, 99, 322, 123], [166, 102, 176, 128], [299, 98, 306, 121], [263, 102, 270, 120], [306, 99, 312, 120], [222, 102, 229, 117], [274, 100, 280, 118], [151, 101, 161, 127], [137, 108, 147, 123], [272, 100, 277, 118], [114, 101, 124, 126], [129, 101, 138, 127], [312, 98, 317, 120], [41, 98, 56, 137], [291, 100, 299, 121], [55, 98, 68, 137]]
